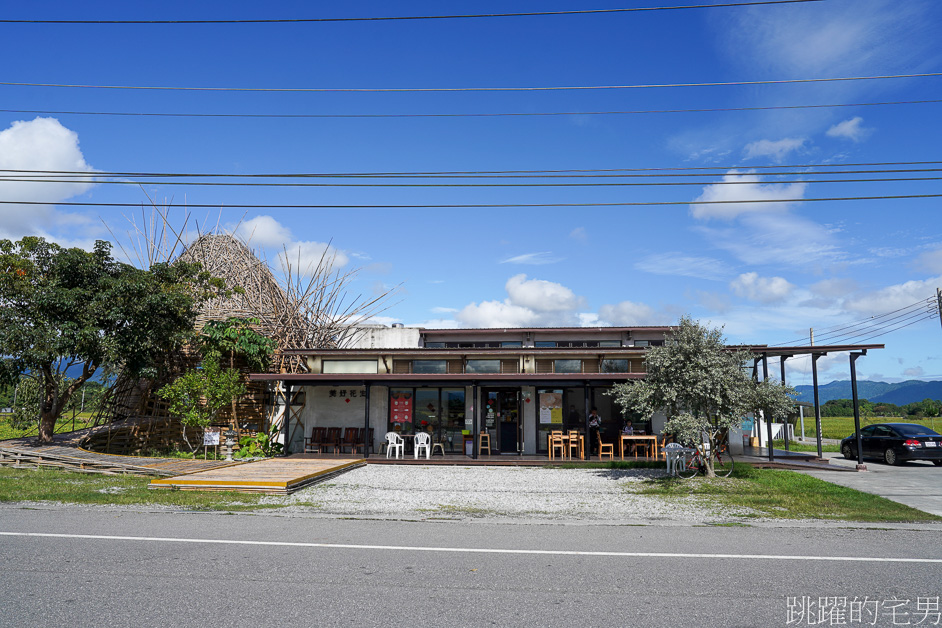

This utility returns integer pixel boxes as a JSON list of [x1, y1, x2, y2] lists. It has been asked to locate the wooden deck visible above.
[[149, 458, 365, 495], [0, 439, 239, 477]]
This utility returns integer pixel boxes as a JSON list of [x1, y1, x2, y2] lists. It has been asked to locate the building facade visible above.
[[252, 325, 673, 456]]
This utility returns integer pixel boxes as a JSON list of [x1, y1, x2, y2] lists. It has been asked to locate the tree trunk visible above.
[[230, 351, 240, 433], [37, 410, 57, 443]]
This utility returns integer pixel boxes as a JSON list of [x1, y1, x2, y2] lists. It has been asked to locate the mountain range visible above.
[[793, 380, 942, 406]]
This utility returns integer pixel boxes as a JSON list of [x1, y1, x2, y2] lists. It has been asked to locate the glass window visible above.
[[466, 359, 501, 373], [599, 340, 622, 348], [554, 359, 582, 373], [322, 359, 378, 374], [389, 388, 414, 434], [601, 359, 629, 373], [413, 360, 447, 374], [634, 340, 650, 347], [425, 342, 445, 348], [501, 341, 523, 347], [535, 341, 556, 348]]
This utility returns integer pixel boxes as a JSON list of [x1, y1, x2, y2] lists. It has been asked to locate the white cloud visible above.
[[236, 215, 292, 248], [597, 301, 659, 326], [743, 138, 807, 162], [500, 251, 562, 265], [455, 274, 586, 327], [233, 215, 349, 274], [634, 252, 733, 281], [843, 275, 942, 314], [903, 366, 925, 377], [826, 117, 872, 142], [690, 170, 807, 221], [810, 278, 858, 299], [0, 117, 98, 243], [915, 249, 942, 274], [569, 227, 587, 243], [431, 306, 458, 314], [717, 0, 934, 79], [730, 272, 795, 303]]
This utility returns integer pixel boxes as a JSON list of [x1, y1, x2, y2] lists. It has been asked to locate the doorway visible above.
[[483, 388, 521, 454]]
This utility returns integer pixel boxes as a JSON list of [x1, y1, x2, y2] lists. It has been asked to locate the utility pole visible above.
[[810, 327, 814, 346], [936, 288, 942, 330]]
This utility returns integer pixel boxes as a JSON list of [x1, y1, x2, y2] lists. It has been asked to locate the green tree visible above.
[[156, 354, 245, 451], [611, 316, 794, 477], [0, 236, 226, 443], [198, 316, 275, 431]]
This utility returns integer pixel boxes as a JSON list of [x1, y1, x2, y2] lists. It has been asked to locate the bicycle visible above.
[[675, 442, 735, 479]]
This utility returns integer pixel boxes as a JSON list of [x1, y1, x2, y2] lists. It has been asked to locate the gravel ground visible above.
[[257, 465, 756, 524]]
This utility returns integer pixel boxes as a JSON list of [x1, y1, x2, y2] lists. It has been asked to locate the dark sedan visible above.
[[841, 423, 942, 466]]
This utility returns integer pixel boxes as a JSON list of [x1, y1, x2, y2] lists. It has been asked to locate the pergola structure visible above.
[[742, 343, 885, 468]]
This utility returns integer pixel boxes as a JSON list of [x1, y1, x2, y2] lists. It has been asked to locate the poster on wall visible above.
[[390, 391, 413, 423], [539, 392, 563, 424]]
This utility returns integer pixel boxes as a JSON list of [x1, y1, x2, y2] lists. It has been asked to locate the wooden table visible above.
[[547, 433, 584, 460], [618, 434, 660, 460]]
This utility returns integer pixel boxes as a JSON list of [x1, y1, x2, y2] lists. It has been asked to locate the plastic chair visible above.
[[431, 434, 447, 457], [385, 432, 404, 459], [664, 442, 686, 475], [414, 431, 431, 459], [597, 432, 614, 460]]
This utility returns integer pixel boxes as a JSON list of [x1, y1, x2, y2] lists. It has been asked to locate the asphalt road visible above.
[[1, 506, 941, 627]]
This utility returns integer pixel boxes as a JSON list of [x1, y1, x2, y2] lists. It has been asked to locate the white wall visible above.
[[293, 384, 389, 453], [347, 326, 421, 349]]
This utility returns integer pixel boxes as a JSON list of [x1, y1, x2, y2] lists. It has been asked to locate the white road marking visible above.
[[2, 531, 941, 564]]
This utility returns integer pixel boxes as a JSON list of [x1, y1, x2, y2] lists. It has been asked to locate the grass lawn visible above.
[[0, 467, 270, 511], [0, 413, 97, 441], [771, 439, 840, 453], [797, 416, 941, 440], [638, 464, 941, 523]]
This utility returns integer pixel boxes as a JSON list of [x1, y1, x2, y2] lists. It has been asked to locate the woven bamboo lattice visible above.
[[83, 222, 397, 455]]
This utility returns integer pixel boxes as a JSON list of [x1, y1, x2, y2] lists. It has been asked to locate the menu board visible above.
[[539, 392, 563, 424], [390, 391, 413, 423]]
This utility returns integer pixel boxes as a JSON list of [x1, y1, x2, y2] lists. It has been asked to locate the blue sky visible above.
[[1, 0, 941, 386]]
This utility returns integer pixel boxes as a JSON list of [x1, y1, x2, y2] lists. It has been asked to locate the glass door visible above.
[[484, 388, 521, 454]]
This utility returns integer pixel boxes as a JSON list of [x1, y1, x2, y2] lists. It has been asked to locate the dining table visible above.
[[547, 432, 585, 461], [617, 433, 660, 460]]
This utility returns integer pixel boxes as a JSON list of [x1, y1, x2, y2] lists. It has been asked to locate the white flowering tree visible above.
[[611, 316, 794, 477]]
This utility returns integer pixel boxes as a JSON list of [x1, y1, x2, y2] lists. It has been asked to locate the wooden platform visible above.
[[149, 458, 365, 495], [0, 440, 239, 477]]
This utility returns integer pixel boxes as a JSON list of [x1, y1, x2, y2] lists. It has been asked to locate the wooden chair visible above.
[[431, 432, 447, 457], [478, 432, 491, 456], [567, 430, 581, 460], [323, 427, 343, 453], [343, 427, 365, 455], [597, 432, 614, 461], [305, 427, 326, 453], [549, 431, 565, 460]]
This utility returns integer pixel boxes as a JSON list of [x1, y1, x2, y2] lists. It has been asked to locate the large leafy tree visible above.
[[611, 316, 794, 476], [0, 236, 225, 443]]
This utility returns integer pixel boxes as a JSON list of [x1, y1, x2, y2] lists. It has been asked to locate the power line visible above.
[[770, 298, 938, 347], [0, 2, 827, 24], [3, 72, 939, 93], [2, 193, 941, 210], [805, 304, 938, 346], [4, 162, 942, 179], [7, 99, 938, 122], [3, 175, 941, 188]]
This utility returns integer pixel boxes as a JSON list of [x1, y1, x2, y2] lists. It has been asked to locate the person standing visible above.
[[588, 407, 602, 455]]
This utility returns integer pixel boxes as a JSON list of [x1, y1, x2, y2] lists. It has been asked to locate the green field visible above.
[[793, 416, 940, 440], [0, 413, 97, 441]]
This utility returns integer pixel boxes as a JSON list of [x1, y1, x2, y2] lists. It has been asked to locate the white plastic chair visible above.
[[413, 432, 431, 460], [385, 432, 404, 459], [663, 442, 685, 475]]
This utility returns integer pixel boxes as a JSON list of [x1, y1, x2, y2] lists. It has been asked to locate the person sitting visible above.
[[622, 420, 636, 455]]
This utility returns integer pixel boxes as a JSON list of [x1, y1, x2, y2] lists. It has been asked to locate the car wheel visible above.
[[841, 443, 855, 460], [884, 447, 898, 466]]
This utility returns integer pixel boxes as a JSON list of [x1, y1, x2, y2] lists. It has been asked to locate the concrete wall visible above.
[[347, 326, 421, 349]]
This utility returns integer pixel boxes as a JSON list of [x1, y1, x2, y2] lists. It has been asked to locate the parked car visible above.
[[841, 423, 942, 466]]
